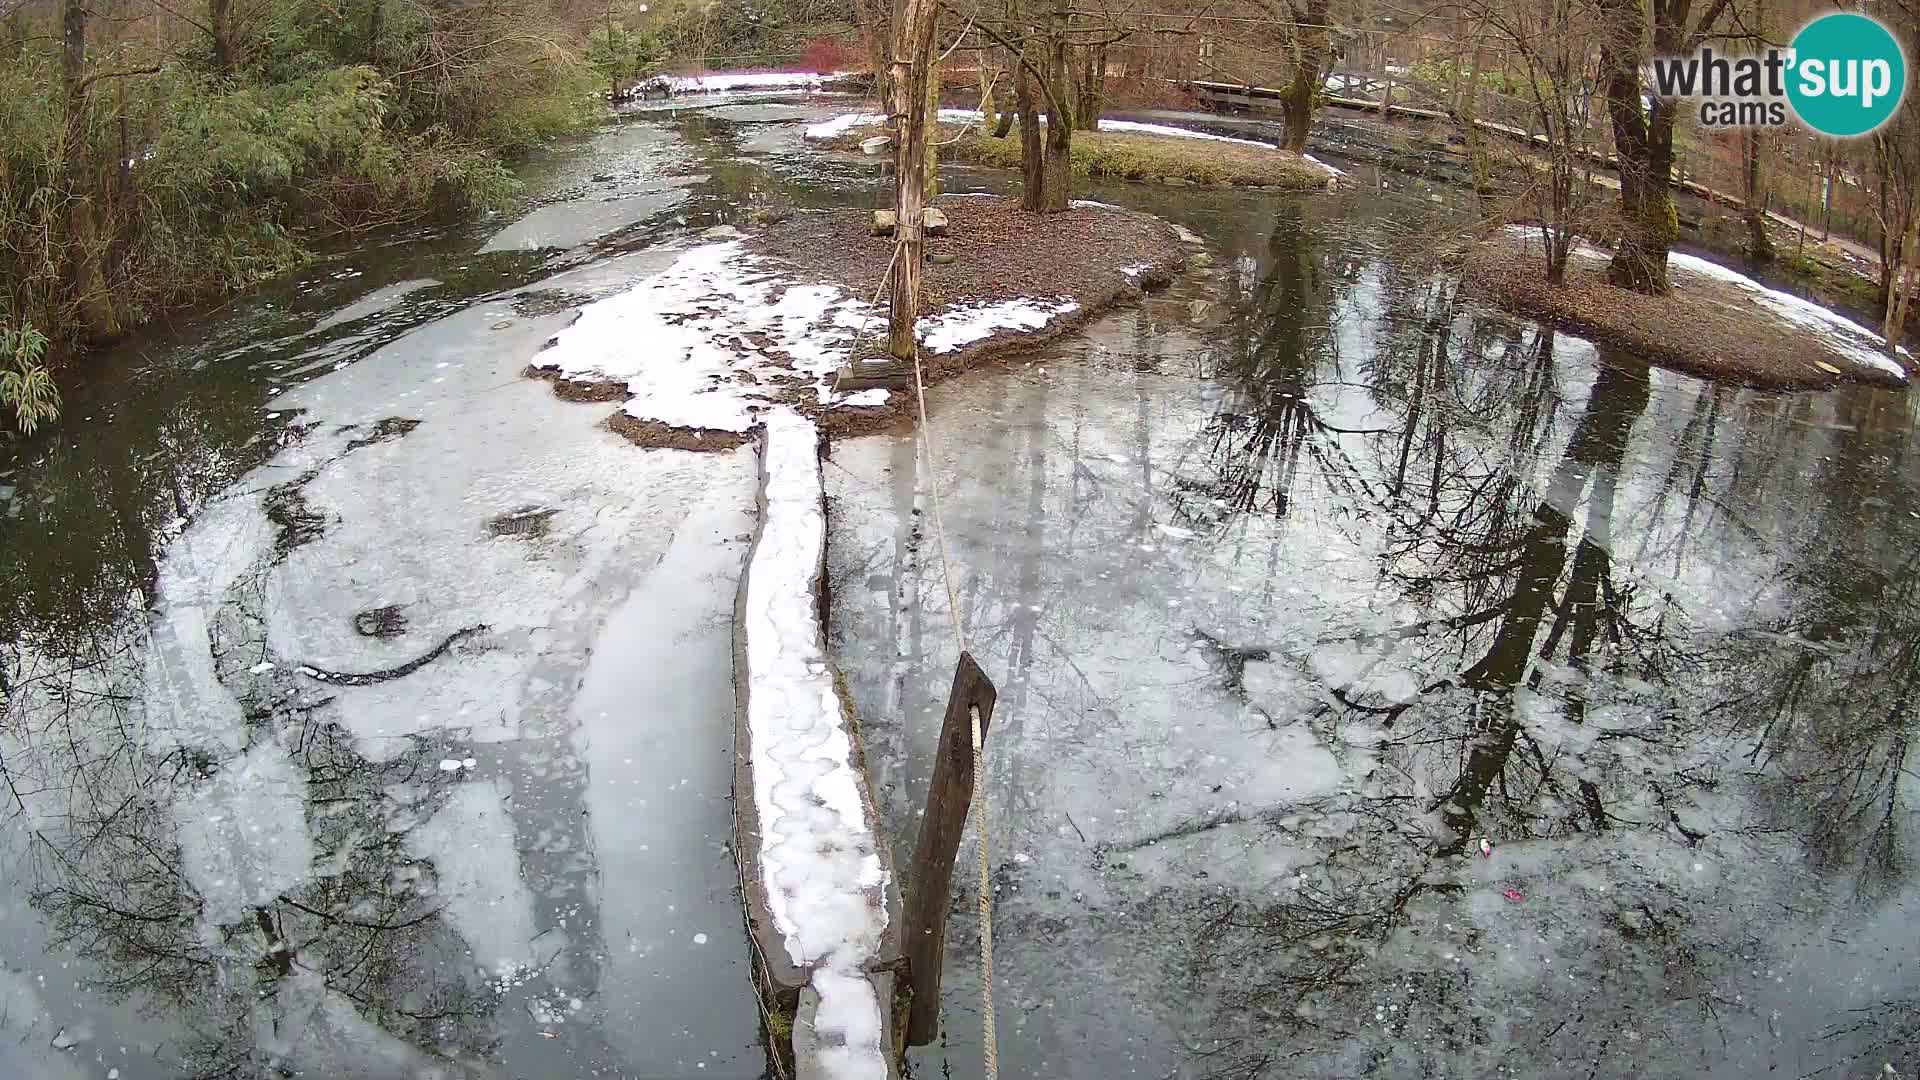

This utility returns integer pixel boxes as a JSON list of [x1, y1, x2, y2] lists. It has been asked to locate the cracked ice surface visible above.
[[743, 408, 890, 1080]]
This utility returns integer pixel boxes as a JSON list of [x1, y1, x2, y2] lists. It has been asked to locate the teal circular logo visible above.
[[1787, 13, 1907, 137]]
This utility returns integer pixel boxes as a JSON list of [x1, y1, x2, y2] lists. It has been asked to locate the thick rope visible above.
[[904, 271, 997, 1080]]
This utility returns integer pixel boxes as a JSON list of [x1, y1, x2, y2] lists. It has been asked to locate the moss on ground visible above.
[[825, 123, 1333, 190]]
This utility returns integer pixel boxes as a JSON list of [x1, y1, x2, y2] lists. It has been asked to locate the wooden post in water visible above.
[[902, 650, 997, 1046]]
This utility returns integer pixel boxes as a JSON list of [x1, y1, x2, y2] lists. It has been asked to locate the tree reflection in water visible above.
[[832, 194, 1919, 1079]]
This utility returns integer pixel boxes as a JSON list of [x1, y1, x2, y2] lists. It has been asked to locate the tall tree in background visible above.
[[887, 0, 940, 361], [1593, 0, 1734, 293], [61, 0, 119, 341], [1869, 0, 1917, 353], [1277, 0, 1331, 153]]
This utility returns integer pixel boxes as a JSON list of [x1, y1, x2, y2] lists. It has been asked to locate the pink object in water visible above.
[[1502, 888, 1524, 902], [1479, 838, 1494, 858]]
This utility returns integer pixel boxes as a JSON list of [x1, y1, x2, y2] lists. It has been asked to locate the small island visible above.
[[526, 195, 1192, 448]]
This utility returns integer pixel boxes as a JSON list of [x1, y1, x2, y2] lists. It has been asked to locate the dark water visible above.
[[3, 96, 1913, 1080], [826, 191, 1920, 1077]]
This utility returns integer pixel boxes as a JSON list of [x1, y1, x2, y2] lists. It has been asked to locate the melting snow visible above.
[[535, 241, 876, 431], [1503, 226, 1907, 380], [743, 409, 890, 1080], [536, 241, 1080, 428], [1667, 251, 1910, 378], [807, 110, 1304, 153], [920, 297, 1079, 353], [668, 71, 850, 94]]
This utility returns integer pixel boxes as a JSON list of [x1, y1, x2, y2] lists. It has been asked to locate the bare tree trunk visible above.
[[858, 0, 895, 104], [978, 65, 1000, 135], [1597, 0, 1675, 294], [1280, 0, 1330, 153], [1075, 43, 1105, 131], [210, 0, 235, 73], [367, 0, 384, 67], [926, 51, 941, 199], [1041, 0, 1074, 212], [62, 0, 117, 342], [887, 0, 940, 361], [1886, 195, 1918, 356], [1015, 42, 1043, 209], [1743, 129, 1774, 262]]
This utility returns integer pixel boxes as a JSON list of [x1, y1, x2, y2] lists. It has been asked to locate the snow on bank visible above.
[[536, 240, 1083, 430], [1503, 225, 1908, 381], [667, 71, 852, 94], [1667, 251, 1910, 378], [744, 408, 890, 1080], [921, 297, 1080, 353], [535, 241, 875, 430]]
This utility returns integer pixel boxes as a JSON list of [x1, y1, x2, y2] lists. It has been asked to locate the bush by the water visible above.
[[0, 1, 601, 365]]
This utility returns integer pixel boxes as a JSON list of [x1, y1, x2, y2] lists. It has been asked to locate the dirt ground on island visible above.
[[1460, 236, 1910, 390], [529, 196, 1189, 447], [753, 196, 1186, 438]]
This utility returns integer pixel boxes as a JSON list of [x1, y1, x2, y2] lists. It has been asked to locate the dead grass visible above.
[[1460, 235, 1910, 390], [823, 123, 1334, 191]]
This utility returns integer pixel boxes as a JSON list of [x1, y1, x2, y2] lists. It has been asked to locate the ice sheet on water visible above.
[[405, 778, 539, 972], [176, 738, 314, 929]]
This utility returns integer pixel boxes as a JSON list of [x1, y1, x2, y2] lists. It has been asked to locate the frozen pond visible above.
[[2, 86, 1913, 1080], [827, 201, 1920, 1078]]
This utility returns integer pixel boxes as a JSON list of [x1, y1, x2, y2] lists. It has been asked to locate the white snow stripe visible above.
[[744, 409, 891, 1080]]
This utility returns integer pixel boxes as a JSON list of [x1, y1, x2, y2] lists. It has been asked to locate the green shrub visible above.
[[2, 322, 59, 436]]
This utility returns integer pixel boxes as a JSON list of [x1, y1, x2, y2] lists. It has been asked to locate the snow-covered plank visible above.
[[732, 408, 899, 1080]]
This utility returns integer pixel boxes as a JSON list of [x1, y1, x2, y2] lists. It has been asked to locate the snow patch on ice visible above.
[[536, 241, 1082, 426], [743, 408, 890, 1080], [920, 297, 1079, 353], [668, 71, 851, 94], [806, 110, 1298, 152], [804, 108, 987, 140], [535, 241, 877, 430]]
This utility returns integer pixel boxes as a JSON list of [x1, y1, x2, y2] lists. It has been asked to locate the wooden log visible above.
[[901, 650, 998, 1046]]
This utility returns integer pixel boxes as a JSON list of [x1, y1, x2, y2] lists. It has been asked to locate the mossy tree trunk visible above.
[[1279, 0, 1330, 154], [1014, 34, 1043, 210], [211, 0, 236, 74], [978, 64, 999, 136], [1075, 43, 1105, 132], [1597, 0, 1733, 294], [366, 0, 384, 67]]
